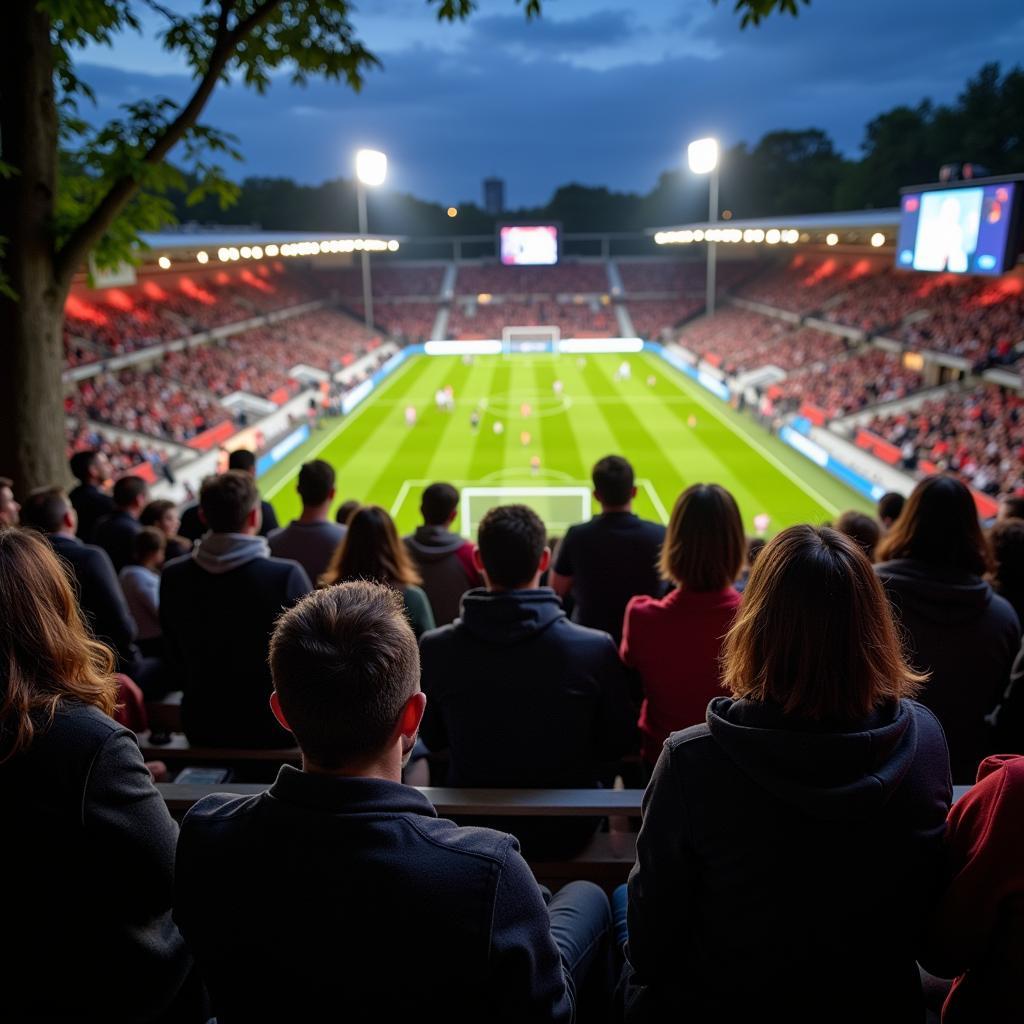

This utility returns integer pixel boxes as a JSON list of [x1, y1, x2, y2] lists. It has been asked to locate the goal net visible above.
[[460, 486, 591, 538], [501, 325, 561, 355]]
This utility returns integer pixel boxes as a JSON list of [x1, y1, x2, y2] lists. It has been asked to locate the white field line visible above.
[[644, 353, 840, 516], [638, 478, 670, 523]]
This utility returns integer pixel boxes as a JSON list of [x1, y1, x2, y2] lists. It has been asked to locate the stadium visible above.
[[2, 2, 1023, 1022]]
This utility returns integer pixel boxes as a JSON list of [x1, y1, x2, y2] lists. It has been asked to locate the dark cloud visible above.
[[467, 9, 637, 52]]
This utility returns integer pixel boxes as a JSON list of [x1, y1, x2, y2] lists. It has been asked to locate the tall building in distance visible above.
[[483, 177, 505, 217]]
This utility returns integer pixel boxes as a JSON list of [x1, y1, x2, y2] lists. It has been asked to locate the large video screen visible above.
[[896, 181, 1020, 275], [499, 224, 559, 266]]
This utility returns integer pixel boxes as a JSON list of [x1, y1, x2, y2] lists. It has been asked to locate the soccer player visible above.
[[405, 405, 418, 427], [552, 379, 564, 397], [520, 402, 532, 418], [470, 410, 481, 431], [530, 455, 541, 477], [617, 360, 631, 381], [520, 431, 531, 447]]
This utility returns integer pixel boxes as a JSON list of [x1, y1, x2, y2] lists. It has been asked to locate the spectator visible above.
[[420, 504, 637, 859], [836, 510, 882, 561], [621, 484, 745, 766], [141, 498, 191, 560], [161, 471, 311, 748], [179, 449, 278, 541], [0, 476, 20, 527], [119, 527, 166, 658], [404, 482, 483, 625], [922, 754, 1024, 1024], [268, 460, 346, 584], [989, 518, 1024, 626], [68, 449, 114, 543], [734, 535, 766, 594], [0, 529, 197, 1021], [551, 455, 666, 643], [997, 494, 1024, 522], [321, 505, 435, 638], [174, 581, 609, 1022], [620, 525, 951, 1022], [875, 475, 1020, 783], [878, 491, 906, 531], [94, 474, 148, 573], [335, 499, 359, 526]]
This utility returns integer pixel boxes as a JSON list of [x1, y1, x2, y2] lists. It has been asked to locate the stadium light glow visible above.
[[826, 233, 839, 246], [356, 148, 388, 188], [240, 246, 252, 259], [388, 240, 400, 252], [766, 229, 781, 245], [252, 246, 263, 259], [196, 250, 209, 264], [871, 232, 886, 247], [157, 256, 171, 269], [447, 207, 458, 218], [687, 137, 719, 175], [265, 244, 279, 257]]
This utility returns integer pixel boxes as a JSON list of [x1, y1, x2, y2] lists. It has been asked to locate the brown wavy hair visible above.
[[721, 525, 925, 720], [320, 505, 421, 589], [0, 528, 117, 762]]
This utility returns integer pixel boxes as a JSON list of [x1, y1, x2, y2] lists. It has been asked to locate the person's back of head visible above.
[[21, 487, 74, 536], [592, 455, 635, 510], [321, 505, 420, 588], [132, 527, 166, 568], [69, 450, 107, 487], [876, 474, 990, 576], [420, 483, 459, 527], [836, 510, 882, 562], [877, 491, 906, 529], [200, 471, 260, 535], [722, 525, 925, 721], [269, 581, 421, 771], [112, 475, 148, 515], [0, 528, 116, 761], [998, 494, 1024, 522], [227, 449, 257, 476], [476, 504, 549, 590], [747, 536, 766, 567], [296, 460, 335, 511], [335, 499, 359, 526], [990, 518, 1024, 596], [661, 483, 745, 591]]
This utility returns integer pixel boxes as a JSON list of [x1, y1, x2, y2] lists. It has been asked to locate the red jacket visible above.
[[620, 586, 741, 763], [923, 754, 1024, 1023]]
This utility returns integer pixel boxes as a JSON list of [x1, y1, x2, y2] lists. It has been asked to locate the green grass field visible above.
[[260, 352, 874, 538]]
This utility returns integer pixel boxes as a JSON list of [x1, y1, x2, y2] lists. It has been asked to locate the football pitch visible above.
[[260, 352, 874, 538]]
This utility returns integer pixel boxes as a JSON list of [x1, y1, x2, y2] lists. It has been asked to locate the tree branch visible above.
[[53, 0, 284, 287]]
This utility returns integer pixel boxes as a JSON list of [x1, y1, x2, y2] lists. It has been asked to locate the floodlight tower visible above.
[[355, 148, 388, 330], [688, 137, 720, 317]]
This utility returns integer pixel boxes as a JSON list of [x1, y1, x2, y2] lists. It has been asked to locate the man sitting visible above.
[[404, 481, 482, 625], [174, 581, 611, 1022], [420, 504, 637, 858], [161, 471, 311, 747], [268, 459, 346, 584], [550, 455, 666, 644], [94, 475, 148, 573], [68, 450, 114, 543]]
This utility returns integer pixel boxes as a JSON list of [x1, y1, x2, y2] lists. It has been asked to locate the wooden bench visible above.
[[140, 732, 301, 770]]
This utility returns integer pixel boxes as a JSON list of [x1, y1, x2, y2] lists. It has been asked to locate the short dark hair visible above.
[[660, 484, 745, 591], [990, 519, 1024, 596], [133, 526, 166, 563], [112, 475, 148, 509], [335, 500, 360, 526], [200, 471, 259, 534], [723, 525, 925, 720], [227, 448, 256, 473], [877, 491, 905, 526], [22, 487, 70, 535], [140, 499, 176, 527], [592, 455, 634, 507], [69, 450, 99, 484], [297, 460, 335, 507], [1000, 495, 1024, 521], [269, 581, 420, 768], [836, 510, 882, 561], [747, 536, 766, 566], [421, 483, 459, 526], [477, 504, 547, 588], [876, 474, 989, 576]]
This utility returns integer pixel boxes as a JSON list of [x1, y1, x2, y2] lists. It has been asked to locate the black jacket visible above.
[[70, 481, 115, 544], [404, 524, 480, 625], [420, 588, 638, 857], [174, 768, 573, 1023], [48, 532, 141, 675], [95, 508, 143, 573], [876, 558, 1020, 782], [178, 499, 279, 542], [622, 697, 952, 1024], [0, 702, 193, 1021], [160, 542, 310, 747]]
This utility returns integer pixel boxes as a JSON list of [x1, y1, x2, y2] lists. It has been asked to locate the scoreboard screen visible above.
[[499, 224, 560, 266]]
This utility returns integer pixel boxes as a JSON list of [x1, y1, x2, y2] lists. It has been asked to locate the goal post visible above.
[[460, 486, 591, 538], [501, 325, 561, 355]]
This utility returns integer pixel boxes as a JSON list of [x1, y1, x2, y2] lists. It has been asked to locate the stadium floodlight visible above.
[[354, 148, 388, 330], [687, 136, 720, 316]]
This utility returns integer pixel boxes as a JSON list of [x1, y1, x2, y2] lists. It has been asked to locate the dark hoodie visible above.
[[621, 697, 952, 1024], [876, 558, 1020, 783], [404, 524, 482, 626], [419, 588, 638, 858]]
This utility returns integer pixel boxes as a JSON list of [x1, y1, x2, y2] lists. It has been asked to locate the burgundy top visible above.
[[620, 586, 742, 763]]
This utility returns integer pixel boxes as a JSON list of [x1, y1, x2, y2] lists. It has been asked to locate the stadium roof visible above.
[[648, 209, 900, 235]]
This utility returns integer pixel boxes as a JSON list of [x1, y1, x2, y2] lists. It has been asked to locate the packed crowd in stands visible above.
[[455, 261, 610, 295], [770, 347, 925, 419], [351, 300, 439, 343], [625, 297, 705, 339], [448, 298, 616, 339], [1, 448, 1023, 1022], [736, 254, 886, 314], [66, 422, 174, 476], [864, 384, 1024, 497], [616, 258, 753, 296], [321, 263, 446, 299]]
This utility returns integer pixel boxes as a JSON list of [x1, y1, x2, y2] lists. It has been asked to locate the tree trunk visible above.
[[0, 2, 68, 496]]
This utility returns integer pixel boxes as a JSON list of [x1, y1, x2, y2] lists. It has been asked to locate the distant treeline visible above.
[[172, 63, 1024, 240]]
